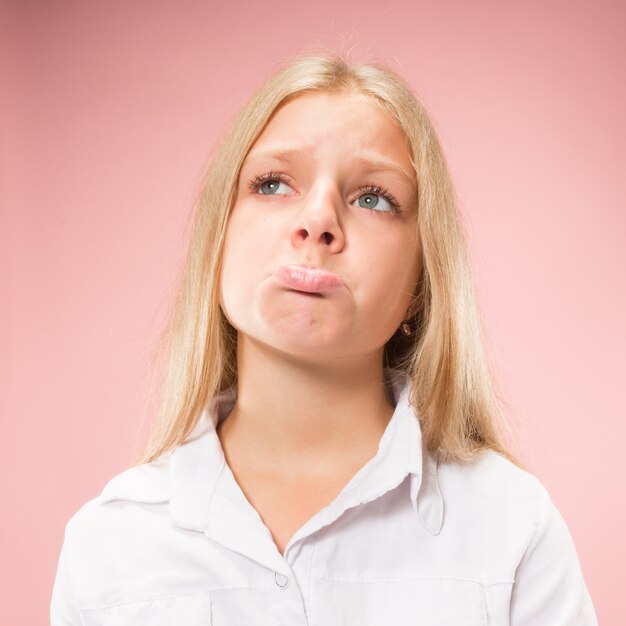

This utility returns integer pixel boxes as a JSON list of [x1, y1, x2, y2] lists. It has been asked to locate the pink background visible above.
[[2, 1, 624, 623]]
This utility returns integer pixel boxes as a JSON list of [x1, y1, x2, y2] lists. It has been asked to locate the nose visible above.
[[289, 183, 345, 251]]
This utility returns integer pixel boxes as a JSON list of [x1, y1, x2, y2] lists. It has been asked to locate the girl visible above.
[[51, 48, 598, 625]]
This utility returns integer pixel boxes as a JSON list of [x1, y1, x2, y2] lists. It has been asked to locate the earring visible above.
[[401, 297, 419, 335]]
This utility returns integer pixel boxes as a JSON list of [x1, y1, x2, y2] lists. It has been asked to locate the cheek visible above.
[[219, 215, 260, 322], [356, 243, 418, 324], [219, 212, 290, 323]]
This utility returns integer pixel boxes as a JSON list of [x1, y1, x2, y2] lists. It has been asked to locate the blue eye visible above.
[[257, 179, 291, 195], [351, 187, 401, 214], [247, 171, 402, 215], [248, 171, 294, 196]]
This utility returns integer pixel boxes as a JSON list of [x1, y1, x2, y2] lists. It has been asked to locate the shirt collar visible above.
[[100, 367, 443, 539]]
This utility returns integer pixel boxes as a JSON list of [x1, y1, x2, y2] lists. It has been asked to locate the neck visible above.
[[216, 335, 396, 482]]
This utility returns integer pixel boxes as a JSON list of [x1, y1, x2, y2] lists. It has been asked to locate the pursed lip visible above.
[[274, 264, 344, 293]]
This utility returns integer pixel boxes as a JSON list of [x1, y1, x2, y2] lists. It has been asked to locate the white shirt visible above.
[[50, 367, 598, 625]]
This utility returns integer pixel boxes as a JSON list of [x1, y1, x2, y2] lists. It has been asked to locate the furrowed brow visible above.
[[352, 153, 416, 188], [242, 146, 416, 188], [242, 146, 303, 168]]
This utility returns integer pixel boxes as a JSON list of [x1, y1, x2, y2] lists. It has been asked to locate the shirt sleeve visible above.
[[509, 489, 598, 626], [50, 522, 84, 626]]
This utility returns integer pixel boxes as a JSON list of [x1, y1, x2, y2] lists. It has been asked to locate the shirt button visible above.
[[274, 572, 289, 588]]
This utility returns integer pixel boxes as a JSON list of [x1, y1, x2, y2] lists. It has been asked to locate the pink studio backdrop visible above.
[[2, 1, 624, 624]]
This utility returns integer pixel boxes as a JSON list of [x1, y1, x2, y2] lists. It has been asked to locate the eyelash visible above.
[[246, 170, 402, 215]]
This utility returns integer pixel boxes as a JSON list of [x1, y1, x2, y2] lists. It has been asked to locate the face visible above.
[[219, 91, 422, 362]]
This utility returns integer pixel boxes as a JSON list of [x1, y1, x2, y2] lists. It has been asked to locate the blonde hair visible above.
[[130, 45, 525, 470]]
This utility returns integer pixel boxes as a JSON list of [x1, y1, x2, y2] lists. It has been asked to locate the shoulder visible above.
[[67, 454, 172, 532], [436, 450, 553, 553], [431, 455, 598, 621], [443, 455, 598, 622], [59, 456, 173, 607], [439, 448, 549, 506], [99, 454, 173, 504]]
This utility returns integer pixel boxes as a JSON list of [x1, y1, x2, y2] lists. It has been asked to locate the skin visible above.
[[216, 91, 422, 550]]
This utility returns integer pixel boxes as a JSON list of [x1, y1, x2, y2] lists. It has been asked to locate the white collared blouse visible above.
[[50, 367, 598, 625]]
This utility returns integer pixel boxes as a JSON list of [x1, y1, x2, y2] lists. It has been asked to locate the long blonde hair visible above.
[[130, 46, 525, 470]]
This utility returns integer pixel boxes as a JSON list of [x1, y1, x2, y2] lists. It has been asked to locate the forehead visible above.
[[247, 92, 413, 169]]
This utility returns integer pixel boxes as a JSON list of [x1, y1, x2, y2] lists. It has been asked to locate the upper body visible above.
[[51, 54, 599, 626], [50, 367, 598, 626]]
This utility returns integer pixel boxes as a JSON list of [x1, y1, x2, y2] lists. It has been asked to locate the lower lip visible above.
[[275, 265, 344, 293]]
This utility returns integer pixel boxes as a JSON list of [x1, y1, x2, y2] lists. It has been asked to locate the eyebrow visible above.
[[242, 145, 417, 188]]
